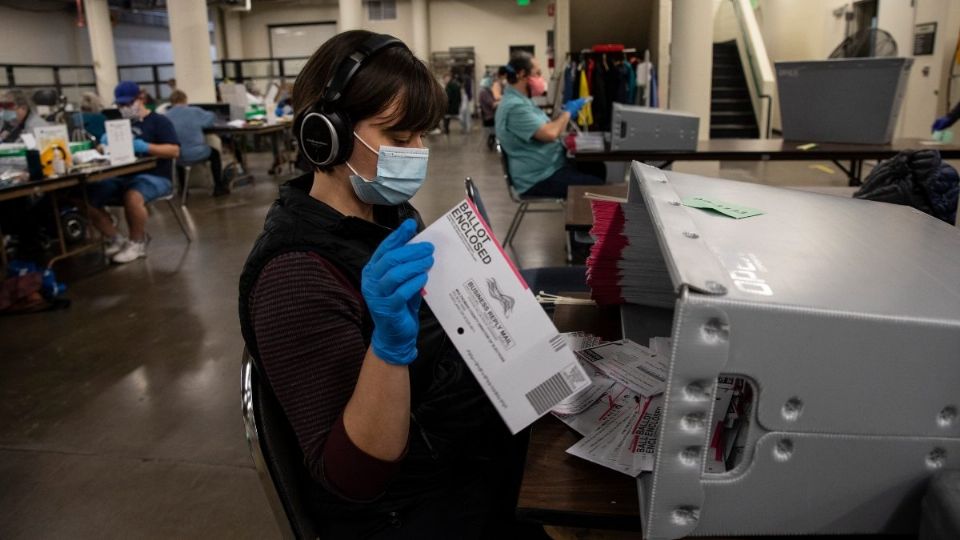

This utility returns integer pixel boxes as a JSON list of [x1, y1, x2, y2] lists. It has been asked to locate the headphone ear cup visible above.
[[325, 110, 354, 166], [298, 111, 338, 166]]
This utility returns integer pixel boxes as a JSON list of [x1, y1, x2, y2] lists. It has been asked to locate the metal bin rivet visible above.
[[782, 397, 804, 421], [700, 318, 729, 343], [670, 507, 700, 526], [705, 281, 727, 294], [681, 412, 706, 432], [926, 448, 947, 469], [773, 439, 794, 462], [683, 382, 711, 402], [683, 231, 699, 239], [937, 406, 957, 428], [669, 201, 681, 206], [679, 447, 700, 466]]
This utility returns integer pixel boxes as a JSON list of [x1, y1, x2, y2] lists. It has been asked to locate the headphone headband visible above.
[[322, 34, 404, 105], [297, 33, 405, 169]]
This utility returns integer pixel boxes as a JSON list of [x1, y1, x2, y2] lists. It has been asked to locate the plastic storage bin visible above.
[[776, 58, 912, 144], [619, 162, 960, 539]]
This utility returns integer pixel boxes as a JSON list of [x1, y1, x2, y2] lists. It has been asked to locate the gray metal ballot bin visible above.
[[619, 162, 960, 539]]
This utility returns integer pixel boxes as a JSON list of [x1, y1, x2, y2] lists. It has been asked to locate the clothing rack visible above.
[[559, 47, 657, 131]]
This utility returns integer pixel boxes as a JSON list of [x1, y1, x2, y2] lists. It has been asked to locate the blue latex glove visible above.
[[361, 219, 435, 365], [932, 116, 952, 132], [563, 98, 589, 117], [133, 138, 150, 154], [99, 132, 108, 146]]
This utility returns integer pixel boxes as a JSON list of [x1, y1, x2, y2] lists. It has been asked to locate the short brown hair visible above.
[[293, 30, 444, 140], [169, 90, 188, 105]]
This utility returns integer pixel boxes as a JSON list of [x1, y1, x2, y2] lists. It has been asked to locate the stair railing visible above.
[[730, 0, 775, 138]]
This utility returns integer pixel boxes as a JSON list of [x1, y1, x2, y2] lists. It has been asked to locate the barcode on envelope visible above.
[[549, 334, 567, 352], [525, 372, 575, 415]]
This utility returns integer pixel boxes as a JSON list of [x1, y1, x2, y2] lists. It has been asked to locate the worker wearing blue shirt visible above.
[[164, 90, 226, 196]]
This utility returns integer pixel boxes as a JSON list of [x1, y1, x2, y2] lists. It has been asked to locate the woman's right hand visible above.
[[361, 219, 434, 366]]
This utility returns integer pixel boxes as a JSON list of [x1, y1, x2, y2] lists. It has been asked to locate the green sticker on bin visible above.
[[682, 196, 764, 219]]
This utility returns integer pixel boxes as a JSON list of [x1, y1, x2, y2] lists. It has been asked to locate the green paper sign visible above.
[[682, 196, 764, 219]]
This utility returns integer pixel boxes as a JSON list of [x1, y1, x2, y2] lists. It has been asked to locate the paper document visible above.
[[561, 336, 670, 476], [577, 339, 668, 397], [413, 200, 592, 433], [105, 119, 135, 165]]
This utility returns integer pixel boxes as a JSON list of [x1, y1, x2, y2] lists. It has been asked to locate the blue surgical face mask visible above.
[[347, 132, 429, 206], [0, 109, 16, 124]]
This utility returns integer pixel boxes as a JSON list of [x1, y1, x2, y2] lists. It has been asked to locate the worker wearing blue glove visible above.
[[85, 81, 180, 264], [495, 52, 605, 199], [562, 97, 589, 117], [132, 138, 150, 154], [361, 218, 434, 365], [932, 101, 960, 133]]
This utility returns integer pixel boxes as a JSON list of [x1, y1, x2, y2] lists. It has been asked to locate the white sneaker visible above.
[[104, 235, 128, 257], [111, 240, 147, 264]]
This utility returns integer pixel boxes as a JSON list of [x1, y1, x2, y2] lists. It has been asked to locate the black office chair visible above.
[[465, 177, 587, 295], [498, 147, 565, 247], [241, 349, 319, 540]]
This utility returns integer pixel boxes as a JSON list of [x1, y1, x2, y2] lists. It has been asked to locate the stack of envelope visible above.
[[586, 200, 675, 308]]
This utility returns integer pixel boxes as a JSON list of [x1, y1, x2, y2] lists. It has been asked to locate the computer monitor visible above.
[[102, 108, 122, 120], [193, 103, 231, 123]]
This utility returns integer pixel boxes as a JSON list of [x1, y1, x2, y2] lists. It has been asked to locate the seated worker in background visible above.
[[79, 92, 106, 141], [240, 30, 541, 538], [164, 90, 227, 196], [90, 81, 180, 264], [0, 89, 51, 143], [495, 52, 603, 198], [932, 100, 960, 133], [478, 75, 497, 150]]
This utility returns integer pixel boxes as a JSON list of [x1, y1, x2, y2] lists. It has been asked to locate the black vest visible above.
[[238, 175, 510, 518]]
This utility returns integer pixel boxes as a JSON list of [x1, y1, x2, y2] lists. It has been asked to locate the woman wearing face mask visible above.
[[0, 89, 50, 143], [238, 31, 543, 538], [494, 52, 605, 199]]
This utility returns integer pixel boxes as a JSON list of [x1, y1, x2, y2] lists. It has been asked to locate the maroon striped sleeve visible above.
[[249, 251, 404, 501]]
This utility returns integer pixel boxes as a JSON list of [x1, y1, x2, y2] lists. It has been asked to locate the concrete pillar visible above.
[[338, 0, 363, 33], [83, 0, 118, 106], [411, 0, 430, 60], [167, 0, 217, 102], [554, 0, 571, 72], [222, 10, 244, 59], [669, 0, 713, 140]]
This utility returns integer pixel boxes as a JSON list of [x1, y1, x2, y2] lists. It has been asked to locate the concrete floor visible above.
[[0, 129, 861, 539]]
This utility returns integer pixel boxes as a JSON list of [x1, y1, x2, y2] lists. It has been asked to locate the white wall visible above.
[[365, 0, 414, 46], [713, 0, 739, 44], [0, 6, 89, 65], [756, 0, 847, 62], [237, 2, 339, 58], [429, 0, 554, 76]]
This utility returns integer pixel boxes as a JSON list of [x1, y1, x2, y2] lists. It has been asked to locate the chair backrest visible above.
[[241, 349, 319, 540], [464, 177, 491, 224]]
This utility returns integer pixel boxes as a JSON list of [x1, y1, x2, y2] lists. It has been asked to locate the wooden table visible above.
[[517, 298, 641, 530], [0, 157, 158, 269], [565, 184, 629, 232], [204, 122, 293, 180], [573, 138, 960, 186]]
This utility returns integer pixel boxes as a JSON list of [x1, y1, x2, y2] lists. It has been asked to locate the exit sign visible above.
[[518, 0, 530, 5]]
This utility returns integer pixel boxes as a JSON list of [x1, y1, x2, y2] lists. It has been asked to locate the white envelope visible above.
[[413, 200, 591, 433]]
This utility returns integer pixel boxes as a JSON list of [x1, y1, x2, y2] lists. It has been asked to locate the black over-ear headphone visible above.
[[296, 33, 405, 168]]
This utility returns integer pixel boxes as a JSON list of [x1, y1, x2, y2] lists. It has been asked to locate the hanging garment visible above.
[[624, 61, 637, 105], [590, 58, 610, 131], [563, 61, 576, 103], [577, 68, 593, 128]]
